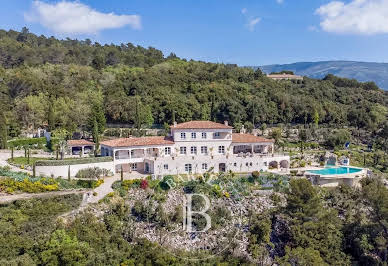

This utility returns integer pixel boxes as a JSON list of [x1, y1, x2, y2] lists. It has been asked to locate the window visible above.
[[163, 164, 169, 170], [202, 163, 208, 170], [264, 162, 268, 166], [181, 132, 186, 139], [191, 132, 196, 139], [233, 162, 237, 167], [131, 150, 134, 157], [131, 163, 137, 170], [165, 147, 171, 155], [218, 146, 225, 154], [185, 164, 192, 173], [191, 146, 197, 154], [250, 162, 253, 166], [214, 132, 220, 138], [246, 162, 249, 166], [201, 146, 208, 154], [202, 132, 207, 139], [180, 147, 187, 154]]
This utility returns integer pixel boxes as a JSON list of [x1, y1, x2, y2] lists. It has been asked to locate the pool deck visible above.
[[301, 166, 368, 187]]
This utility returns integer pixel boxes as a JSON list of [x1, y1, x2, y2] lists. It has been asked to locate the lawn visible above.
[[8, 156, 55, 167]]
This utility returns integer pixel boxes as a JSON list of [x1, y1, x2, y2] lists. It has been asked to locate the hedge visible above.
[[8, 137, 47, 148], [35, 156, 113, 166], [7, 137, 60, 148]]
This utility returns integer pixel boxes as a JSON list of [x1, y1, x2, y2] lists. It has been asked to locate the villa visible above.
[[266, 73, 303, 81], [100, 121, 290, 176]]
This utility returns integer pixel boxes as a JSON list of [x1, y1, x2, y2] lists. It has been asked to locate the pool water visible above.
[[308, 167, 362, 175]]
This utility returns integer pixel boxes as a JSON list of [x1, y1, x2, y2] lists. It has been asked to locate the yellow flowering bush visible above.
[[0, 178, 60, 194]]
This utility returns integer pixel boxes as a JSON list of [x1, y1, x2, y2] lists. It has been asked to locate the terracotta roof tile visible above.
[[232, 133, 274, 143], [171, 121, 232, 129], [101, 136, 174, 148], [67, 139, 95, 146]]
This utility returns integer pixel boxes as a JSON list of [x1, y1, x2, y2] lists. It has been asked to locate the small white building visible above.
[[267, 73, 303, 81], [101, 121, 290, 175]]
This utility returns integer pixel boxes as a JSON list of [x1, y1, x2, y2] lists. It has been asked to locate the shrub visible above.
[[140, 179, 149, 189], [252, 171, 260, 179], [122, 179, 142, 190], [75, 167, 113, 180]]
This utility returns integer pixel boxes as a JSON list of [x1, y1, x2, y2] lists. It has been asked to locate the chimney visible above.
[[173, 121, 177, 127], [240, 125, 246, 134], [224, 120, 228, 126]]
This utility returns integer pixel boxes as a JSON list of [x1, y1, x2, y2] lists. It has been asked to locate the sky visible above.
[[1, 0, 388, 66]]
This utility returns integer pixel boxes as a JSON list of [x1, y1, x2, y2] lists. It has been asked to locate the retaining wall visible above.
[[36, 161, 115, 178]]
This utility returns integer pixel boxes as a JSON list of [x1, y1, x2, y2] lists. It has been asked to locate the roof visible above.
[[101, 136, 174, 148], [171, 121, 232, 129], [232, 133, 274, 144], [67, 139, 95, 146]]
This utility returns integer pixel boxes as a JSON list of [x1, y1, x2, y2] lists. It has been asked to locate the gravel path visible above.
[[0, 150, 33, 173], [84, 175, 121, 204]]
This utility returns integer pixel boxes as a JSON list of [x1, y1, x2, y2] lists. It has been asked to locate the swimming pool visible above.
[[307, 167, 362, 176]]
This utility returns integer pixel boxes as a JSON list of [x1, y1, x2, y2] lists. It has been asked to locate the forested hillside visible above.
[[0, 28, 388, 139]]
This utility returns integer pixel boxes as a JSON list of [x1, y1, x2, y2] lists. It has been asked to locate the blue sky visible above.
[[1, 0, 388, 65]]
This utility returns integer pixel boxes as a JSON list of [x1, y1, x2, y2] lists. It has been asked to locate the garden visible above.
[[0, 166, 104, 194]]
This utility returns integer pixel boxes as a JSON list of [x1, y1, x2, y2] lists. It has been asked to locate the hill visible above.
[[0, 28, 387, 146], [258, 61, 388, 90]]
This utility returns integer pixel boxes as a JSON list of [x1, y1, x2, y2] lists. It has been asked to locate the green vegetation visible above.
[[0, 166, 102, 193], [2, 167, 388, 264], [8, 156, 47, 167], [75, 167, 112, 179], [0, 29, 387, 142]]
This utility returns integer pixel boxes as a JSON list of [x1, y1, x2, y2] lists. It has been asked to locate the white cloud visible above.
[[316, 0, 388, 35], [308, 25, 319, 32], [276, 0, 284, 4], [241, 8, 247, 14], [24, 1, 141, 35], [247, 17, 261, 31]]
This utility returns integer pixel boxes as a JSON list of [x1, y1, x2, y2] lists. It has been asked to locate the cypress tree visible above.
[[93, 118, 100, 156], [33, 163, 36, 177], [47, 101, 55, 131], [0, 112, 7, 149], [11, 146, 14, 160], [121, 165, 124, 182], [68, 165, 71, 181], [27, 148, 30, 164]]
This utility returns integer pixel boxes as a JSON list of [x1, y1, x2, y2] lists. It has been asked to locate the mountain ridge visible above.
[[257, 61, 388, 90]]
